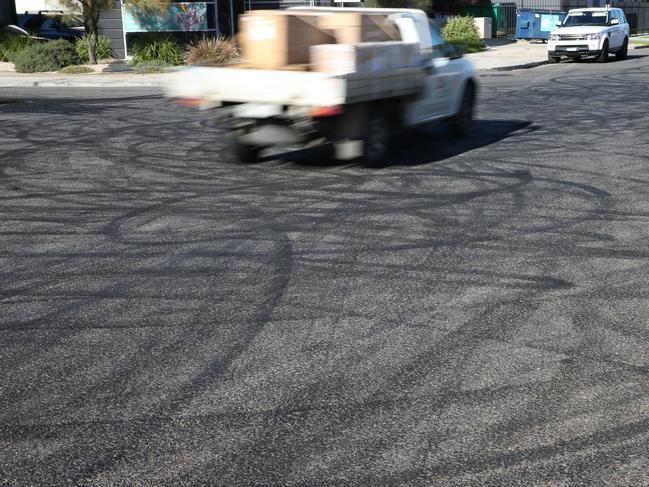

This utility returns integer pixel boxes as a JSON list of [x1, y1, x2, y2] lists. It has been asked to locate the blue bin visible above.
[[516, 10, 567, 41]]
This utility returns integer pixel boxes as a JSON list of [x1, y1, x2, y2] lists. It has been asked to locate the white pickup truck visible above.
[[165, 8, 477, 166]]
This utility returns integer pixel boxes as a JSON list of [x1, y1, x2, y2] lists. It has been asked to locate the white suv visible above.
[[548, 8, 629, 63]]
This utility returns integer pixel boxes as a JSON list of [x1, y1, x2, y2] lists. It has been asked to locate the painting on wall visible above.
[[122, 2, 208, 32]]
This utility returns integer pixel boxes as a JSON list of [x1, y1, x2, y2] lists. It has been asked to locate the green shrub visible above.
[[75, 34, 114, 63], [441, 16, 484, 53], [0, 33, 37, 62], [130, 34, 185, 66], [185, 35, 238, 65], [59, 65, 94, 74], [13, 39, 81, 73], [133, 60, 174, 73]]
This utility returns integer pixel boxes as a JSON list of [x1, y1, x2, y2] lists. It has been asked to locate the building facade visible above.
[[99, 0, 337, 59]]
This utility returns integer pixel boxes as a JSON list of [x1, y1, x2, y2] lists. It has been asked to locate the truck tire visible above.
[[616, 37, 628, 60], [596, 40, 609, 63], [362, 111, 391, 167], [447, 83, 475, 138], [231, 139, 261, 164], [548, 53, 560, 63]]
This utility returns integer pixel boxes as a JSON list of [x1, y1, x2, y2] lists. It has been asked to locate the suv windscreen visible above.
[[17, 15, 43, 30], [562, 11, 610, 27], [57, 15, 84, 29]]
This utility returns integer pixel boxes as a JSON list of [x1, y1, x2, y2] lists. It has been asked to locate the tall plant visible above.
[[122, 0, 172, 16], [59, 0, 113, 64]]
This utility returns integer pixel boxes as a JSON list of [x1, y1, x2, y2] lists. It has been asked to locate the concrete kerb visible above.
[[476, 40, 648, 73], [0, 79, 168, 88], [0, 62, 547, 89], [0, 73, 173, 88], [481, 60, 548, 72], [0, 60, 176, 88]]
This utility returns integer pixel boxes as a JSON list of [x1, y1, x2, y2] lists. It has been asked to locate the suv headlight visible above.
[[585, 33, 601, 40], [549, 34, 560, 41]]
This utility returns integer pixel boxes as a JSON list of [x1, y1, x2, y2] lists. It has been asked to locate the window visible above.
[[41, 18, 60, 30], [428, 20, 448, 59], [563, 11, 610, 27], [22, 15, 43, 31]]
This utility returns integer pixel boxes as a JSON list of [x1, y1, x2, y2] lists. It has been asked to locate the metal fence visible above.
[[431, 0, 649, 37], [238, 0, 649, 37]]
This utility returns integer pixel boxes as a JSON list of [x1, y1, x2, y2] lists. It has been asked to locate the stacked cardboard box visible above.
[[310, 42, 421, 75], [237, 10, 408, 72], [238, 11, 335, 69], [316, 12, 401, 44]]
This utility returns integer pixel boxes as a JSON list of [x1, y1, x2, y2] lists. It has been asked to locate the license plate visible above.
[[567, 47, 578, 51], [233, 103, 282, 119]]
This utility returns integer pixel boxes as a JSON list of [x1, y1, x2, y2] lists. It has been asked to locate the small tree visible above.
[[59, 0, 171, 64], [59, 0, 112, 64]]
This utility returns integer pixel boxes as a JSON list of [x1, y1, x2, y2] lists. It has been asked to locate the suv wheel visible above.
[[616, 37, 628, 60], [596, 39, 609, 63], [548, 53, 560, 63]]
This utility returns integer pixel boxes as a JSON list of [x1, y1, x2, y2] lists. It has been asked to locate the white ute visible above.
[[548, 7, 630, 63], [165, 8, 477, 166]]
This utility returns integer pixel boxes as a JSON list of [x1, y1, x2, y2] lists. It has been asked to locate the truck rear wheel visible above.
[[362, 112, 391, 167], [447, 83, 475, 137], [231, 139, 262, 164]]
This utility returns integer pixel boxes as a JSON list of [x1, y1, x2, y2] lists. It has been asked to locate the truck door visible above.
[[399, 18, 464, 125]]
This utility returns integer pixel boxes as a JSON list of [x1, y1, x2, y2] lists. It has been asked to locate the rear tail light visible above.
[[309, 105, 344, 117], [176, 97, 201, 107]]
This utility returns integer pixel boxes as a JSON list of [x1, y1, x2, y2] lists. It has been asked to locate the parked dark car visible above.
[[16, 11, 84, 41]]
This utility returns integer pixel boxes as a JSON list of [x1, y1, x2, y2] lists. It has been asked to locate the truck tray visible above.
[[165, 65, 426, 108]]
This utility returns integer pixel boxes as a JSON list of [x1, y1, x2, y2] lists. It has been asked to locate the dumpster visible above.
[[516, 9, 567, 41]]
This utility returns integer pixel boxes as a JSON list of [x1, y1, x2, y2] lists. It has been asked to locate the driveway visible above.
[[2, 53, 649, 486]]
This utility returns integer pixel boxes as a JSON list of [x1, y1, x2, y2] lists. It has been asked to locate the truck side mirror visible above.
[[610, 18, 620, 25], [445, 42, 464, 59], [555, 21, 562, 27]]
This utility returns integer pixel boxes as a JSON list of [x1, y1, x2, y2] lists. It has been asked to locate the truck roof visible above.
[[287, 6, 425, 15], [568, 7, 621, 12]]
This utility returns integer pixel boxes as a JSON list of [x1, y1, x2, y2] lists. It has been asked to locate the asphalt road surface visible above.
[[2, 53, 649, 486]]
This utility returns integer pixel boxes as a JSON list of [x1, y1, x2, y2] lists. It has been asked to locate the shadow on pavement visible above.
[[482, 38, 519, 48], [270, 119, 535, 168], [566, 52, 649, 63]]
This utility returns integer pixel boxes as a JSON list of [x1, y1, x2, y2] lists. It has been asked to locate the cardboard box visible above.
[[238, 11, 335, 69], [310, 42, 421, 75], [317, 12, 401, 44]]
